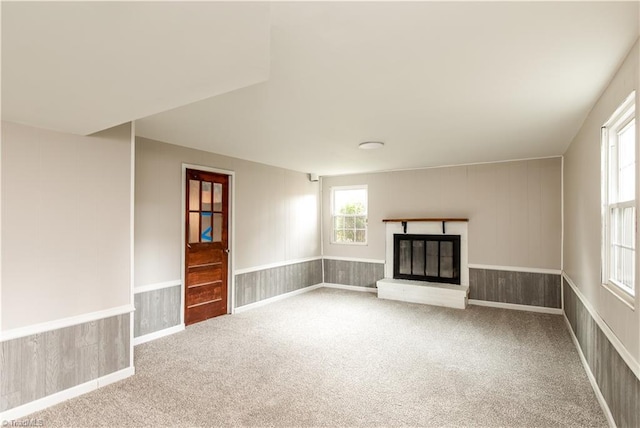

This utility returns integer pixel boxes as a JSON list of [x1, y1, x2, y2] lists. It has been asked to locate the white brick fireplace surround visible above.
[[377, 219, 469, 309]]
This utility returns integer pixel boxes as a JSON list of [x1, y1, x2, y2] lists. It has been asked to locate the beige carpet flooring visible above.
[[30, 288, 606, 427]]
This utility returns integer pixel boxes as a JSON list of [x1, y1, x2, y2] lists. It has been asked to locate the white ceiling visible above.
[[3, 2, 639, 176], [1, 2, 271, 135]]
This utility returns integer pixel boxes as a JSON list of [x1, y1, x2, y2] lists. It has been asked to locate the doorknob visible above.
[[224, 249, 230, 254]]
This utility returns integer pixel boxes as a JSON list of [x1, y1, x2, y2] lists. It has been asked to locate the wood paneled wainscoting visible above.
[[0, 312, 131, 418], [134, 284, 182, 345], [235, 259, 323, 309], [468, 267, 561, 311], [563, 277, 640, 428]]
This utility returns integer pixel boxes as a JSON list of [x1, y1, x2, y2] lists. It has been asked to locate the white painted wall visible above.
[[135, 137, 320, 288], [563, 40, 640, 362], [1, 121, 132, 331], [322, 157, 561, 270]]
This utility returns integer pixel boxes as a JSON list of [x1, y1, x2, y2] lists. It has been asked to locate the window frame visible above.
[[601, 91, 636, 308], [330, 185, 368, 246]]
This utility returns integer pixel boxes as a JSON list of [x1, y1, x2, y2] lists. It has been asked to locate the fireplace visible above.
[[393, 234, 461, 285], [379, 219, 469, 309]]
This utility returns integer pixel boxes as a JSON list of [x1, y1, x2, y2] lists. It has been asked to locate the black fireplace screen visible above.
[[393, 234, 461, 284]]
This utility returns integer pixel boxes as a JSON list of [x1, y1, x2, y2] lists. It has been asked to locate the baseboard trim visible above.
[[468, 264, 561, 275], [234, 283, 323, 313], [562, 273, 640, 379], [0, 366, 135, 422], [323, 283, 378, 293], [563, 315, 616, 428], [469, 299, 563, 315], [134, 280, 181, 294], [322, 256, 386, 264], [0, 304, 135, 342], [133, 324, 185, 346]]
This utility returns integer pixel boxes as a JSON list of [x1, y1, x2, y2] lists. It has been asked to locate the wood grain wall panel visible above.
[[98, 314, 130, 377], [20, 334, 46, 404], [0, 339, 22, 411], [45, 326, 77, 394], [323, 259, 384, 288], [0, 313, 131, 412], [563, 279, 639, 427], [469, 268, 561, 308], [134, 285, 181, 338], [235, 259, 322, 307]]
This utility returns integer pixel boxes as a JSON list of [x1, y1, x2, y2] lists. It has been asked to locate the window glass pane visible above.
[[201, 212, 212, 242], [214, 183, 223, 212], [344, 217, 355, 229], [333, 189, 367, 215], [202, 182, 212, 211], [355, 230, 366, 243], [609, 144, 618, 202], [343, 230, 355, 242], [213, 213, 222, 242], [622, 206, 635, 249], [355, 216, 366, 229], [189, 180, 200, 211], [622, 247, 634, 288], [618, 121, 635, 202], [334, 216, 344, 230], [189, 212, 200, 243]]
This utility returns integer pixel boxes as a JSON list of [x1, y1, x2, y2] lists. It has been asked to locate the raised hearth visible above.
[[377, 278, 469, 309]]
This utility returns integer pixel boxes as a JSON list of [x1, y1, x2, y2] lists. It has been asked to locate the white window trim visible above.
[[601, 91, 636, 308], [330, 185, 368, 246]]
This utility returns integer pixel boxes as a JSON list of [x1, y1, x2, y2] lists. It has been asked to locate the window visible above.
[[602, 91, 636, 304], [331, 186, 367, 244]]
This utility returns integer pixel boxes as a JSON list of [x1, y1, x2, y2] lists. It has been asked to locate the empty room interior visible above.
[[1, 1, 640, 427]]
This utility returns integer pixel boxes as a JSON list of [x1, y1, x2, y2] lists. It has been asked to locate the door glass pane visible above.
[[399, 240, 411, 275], [426, 241, 439, 276], [202, 182, 212, 211], [189, 180, 200, 211], [412, 241, 425, 275], [189, 212, 200, 243], [213, 213, 223, 242], [214, 183, 223, 212], [440, 241, 453, 278], [201, 212, 212, 242]]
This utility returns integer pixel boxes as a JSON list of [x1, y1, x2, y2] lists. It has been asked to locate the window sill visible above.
[[602, 281, 636, 310], [330, 241, 368, 246]]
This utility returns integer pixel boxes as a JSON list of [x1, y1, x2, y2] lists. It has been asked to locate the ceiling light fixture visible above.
[[359, 141, 384, 150]]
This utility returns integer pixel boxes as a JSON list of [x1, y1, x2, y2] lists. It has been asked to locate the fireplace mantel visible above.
[[382, 218, 469, 222], [383, 218, 468, 234]]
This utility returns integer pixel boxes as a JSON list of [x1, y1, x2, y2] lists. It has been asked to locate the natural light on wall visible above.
[[331, 186, 368, 244], [601, 91, 636, 306]]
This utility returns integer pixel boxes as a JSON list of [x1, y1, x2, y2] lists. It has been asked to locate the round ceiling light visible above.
[[359, 141, 385, 150]]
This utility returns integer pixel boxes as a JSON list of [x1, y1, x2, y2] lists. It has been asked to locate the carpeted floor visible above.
[[30, 288, 606, 427]]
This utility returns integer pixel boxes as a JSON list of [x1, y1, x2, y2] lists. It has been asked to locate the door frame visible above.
[[181, 163, 236, 325]]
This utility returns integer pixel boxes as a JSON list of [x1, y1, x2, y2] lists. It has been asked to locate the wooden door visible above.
[[185, 169, 229, 325]]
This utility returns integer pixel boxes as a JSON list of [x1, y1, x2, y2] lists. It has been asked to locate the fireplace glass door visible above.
[[394, 234, 461, 284]]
